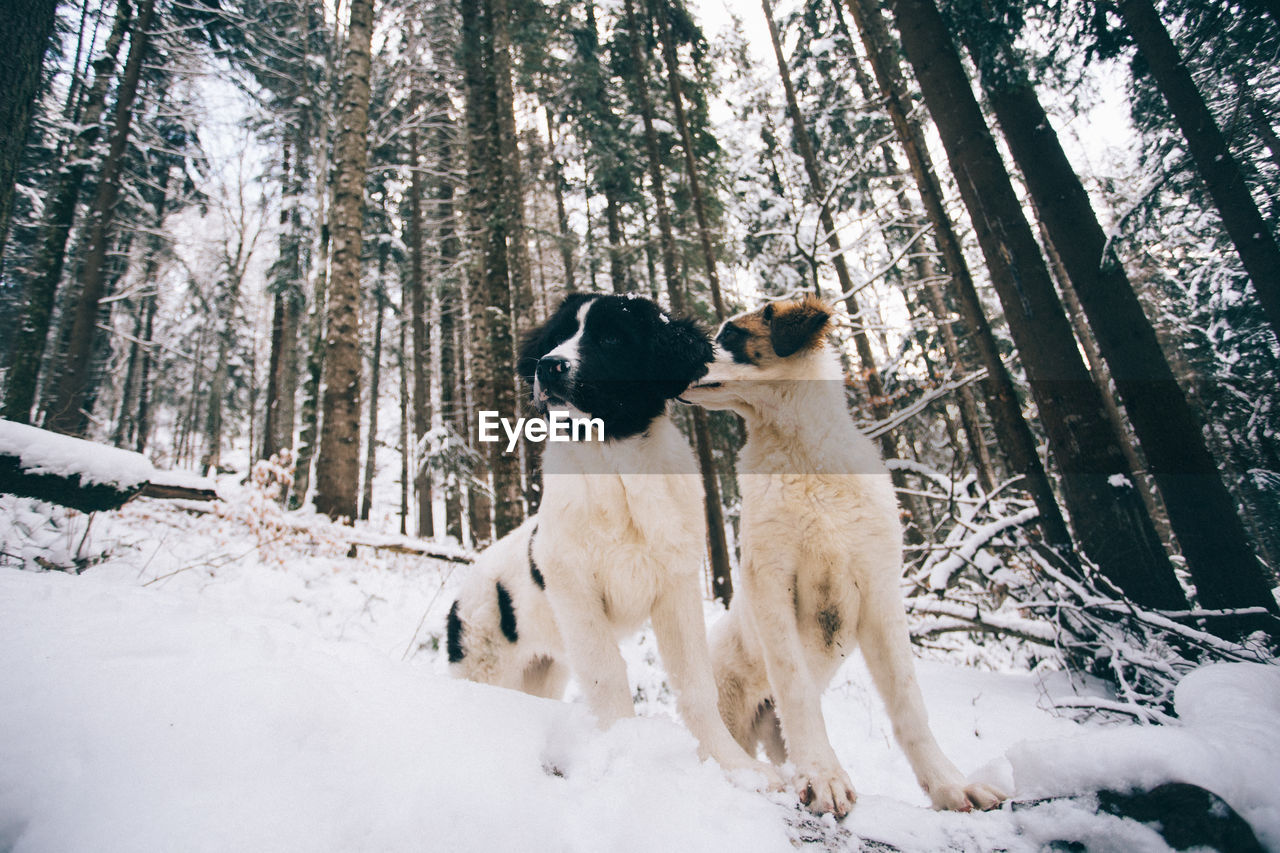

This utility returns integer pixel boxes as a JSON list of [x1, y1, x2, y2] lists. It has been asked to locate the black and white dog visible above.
[[448, 293, 780, 784]]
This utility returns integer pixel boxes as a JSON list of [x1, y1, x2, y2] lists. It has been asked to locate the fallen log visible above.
[[1, 419, 218, 513]]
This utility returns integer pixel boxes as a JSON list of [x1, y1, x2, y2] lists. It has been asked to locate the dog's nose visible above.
[[537, 355, 570, 383]]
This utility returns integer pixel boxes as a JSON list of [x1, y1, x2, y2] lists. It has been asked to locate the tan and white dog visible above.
[[681, 295, 1006, 817]]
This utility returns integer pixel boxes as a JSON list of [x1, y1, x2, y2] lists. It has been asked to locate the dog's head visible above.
[[517, 293, 713, 439], [680, 295, 834, 412]]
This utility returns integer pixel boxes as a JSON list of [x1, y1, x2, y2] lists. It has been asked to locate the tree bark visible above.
[[360, 286, 384, 521], [842, 0, 1074, 555], [887, 0, 1187, 609], [652, 0, 725, 318], [407, 122, 435, 537], [0, 0, 59, 262], [399, 293, 410, 536], [963, 20, 1279, 627], [460, 0, 522, 543], [763, 0, 938, 541], [46, 0, 158, 436], [4, 0, 131, 424], [313, 0, 375, 521], [623, 0, 734, 604], [1117, 0, 1280, 347], [435, 140, 466, 543], [544, 107, 577, 291], [832, 0, 996, 493]]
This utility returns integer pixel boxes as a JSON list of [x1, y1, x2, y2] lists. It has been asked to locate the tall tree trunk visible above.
[[407, 123, 435, 537], [1116, 0, 1280, 347], [433, 132, 466, 542], [761, 0, 892, 430], [842, 0, 1074, 554], [3, 0, 131, 424], [360, 286, 385, 521], [963, 21, 1279, 628], [652, 0, 725, 319], [46, 0, 157, 436], [579, 0, 630, 294], [399, 295, 410, 535], [460, 0, 523, 542], [762, 0, 936, 541], [623, 0, 734, 604], [886, 0, 1187, 609], [0, 0, 59, 262], [313, 0, 375, 521], [262, 119, 308, 462], [292, 225, 328, 507], [133, 290, 159, 453], [113, 162, 173, 449], [833, 0, 997, 492], [544, 106, 577, 291]]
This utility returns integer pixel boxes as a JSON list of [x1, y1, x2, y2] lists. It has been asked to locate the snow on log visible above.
[[0, 419, 216, 512]]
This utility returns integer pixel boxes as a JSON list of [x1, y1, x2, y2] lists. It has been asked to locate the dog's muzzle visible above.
[[533, 355, 571, 408]]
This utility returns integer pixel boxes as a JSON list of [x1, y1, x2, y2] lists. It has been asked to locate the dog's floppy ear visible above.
[[655, 313, 714, 396], [767, 296, 832, 358]]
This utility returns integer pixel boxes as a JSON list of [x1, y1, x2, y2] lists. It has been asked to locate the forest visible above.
[[1, 0, 1279, 847]]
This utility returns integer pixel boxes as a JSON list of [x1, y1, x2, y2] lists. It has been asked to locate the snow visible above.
[[1, 495, 1278, 852], [0, 419, 154, 489]]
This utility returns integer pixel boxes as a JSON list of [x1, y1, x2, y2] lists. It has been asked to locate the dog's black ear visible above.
[[768, 295, 832, 358], [516, 293, 592, 383], [655, 313, 714, 396]]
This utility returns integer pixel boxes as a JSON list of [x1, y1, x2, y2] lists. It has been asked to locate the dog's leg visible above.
[[651, 574, 784, 788], [545, 584, 635, 726], [752, 702, 787, 765], [740, 557, 857, 817], [857, 584, 1006, 811]]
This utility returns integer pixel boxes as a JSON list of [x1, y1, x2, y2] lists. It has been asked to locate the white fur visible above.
[[684, 326, 1007, 817], [450, 294, 780, 787], [532, 414, 779, 781], [449, 518, 569, 698]]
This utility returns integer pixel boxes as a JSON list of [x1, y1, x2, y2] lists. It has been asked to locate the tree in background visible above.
[[313, 0, 375, 521], [0, 0, 59, 266]]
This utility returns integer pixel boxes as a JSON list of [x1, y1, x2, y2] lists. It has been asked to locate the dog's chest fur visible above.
[[736, 384, 902, 658], [533, 416, 706, 631]]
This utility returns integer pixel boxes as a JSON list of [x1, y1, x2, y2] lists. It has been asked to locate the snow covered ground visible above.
[[2, 489, 1278, 852]]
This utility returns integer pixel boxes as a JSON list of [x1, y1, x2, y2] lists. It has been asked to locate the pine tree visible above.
[[0, 0, 59, 263], [886, 0, 1187, 609], [839, 0, 1076, 556], [1115, 0, 1280, 347], [47, 0, 159, 436], [4, 0, 132, 424], [314, 0, 376, 520], [953, 3, 1278, 629]]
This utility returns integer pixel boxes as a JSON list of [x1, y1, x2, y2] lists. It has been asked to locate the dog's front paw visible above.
[[927, 779, 1007, 812], [794, 765, 857, 819]]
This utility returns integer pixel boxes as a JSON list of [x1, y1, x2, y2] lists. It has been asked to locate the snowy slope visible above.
[[1, 494, 1278, 852]]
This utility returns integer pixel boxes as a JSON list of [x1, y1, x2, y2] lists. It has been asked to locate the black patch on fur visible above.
[[716, 322, 753, 365], [446, 600, 465, 663], [496, 581, 519, 643], [817, 606, 842, 647], [517, 294, 713, 439], [769, 298, 832, 358], [528, 527, 545, 590]]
